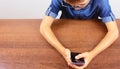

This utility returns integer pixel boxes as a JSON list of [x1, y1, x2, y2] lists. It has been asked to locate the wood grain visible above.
[[0, 19, 119, 69]]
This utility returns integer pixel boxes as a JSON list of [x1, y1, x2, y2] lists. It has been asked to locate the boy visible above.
[[40, 0, 119, 69]]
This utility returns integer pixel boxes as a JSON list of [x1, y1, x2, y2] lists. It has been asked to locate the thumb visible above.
[[75, 52, 88, 59]]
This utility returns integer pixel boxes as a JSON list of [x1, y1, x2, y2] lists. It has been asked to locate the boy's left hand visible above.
[[68, 52, 94, 69]]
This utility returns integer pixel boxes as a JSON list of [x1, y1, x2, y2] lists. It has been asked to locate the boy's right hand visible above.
[[64, 49, 72, 65]]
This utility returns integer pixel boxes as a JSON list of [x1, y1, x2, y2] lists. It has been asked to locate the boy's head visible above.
[[64, 0, 90, 10], [65, 0, 85, 4]]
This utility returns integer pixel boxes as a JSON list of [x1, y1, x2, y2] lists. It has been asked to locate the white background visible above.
[[0, 0, 119, 19]]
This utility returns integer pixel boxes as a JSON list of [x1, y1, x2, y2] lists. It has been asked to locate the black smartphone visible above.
[[71, 52, 85, 66]]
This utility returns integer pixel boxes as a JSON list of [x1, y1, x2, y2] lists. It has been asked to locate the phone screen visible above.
[[71, 52, 85, 66]]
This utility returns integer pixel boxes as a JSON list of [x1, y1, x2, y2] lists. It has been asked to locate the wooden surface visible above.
[[0, 19, 120, 69]]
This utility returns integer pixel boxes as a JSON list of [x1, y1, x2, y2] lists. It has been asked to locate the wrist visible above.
[[62, 48, 70, 58], [89, 50, 98, 58]]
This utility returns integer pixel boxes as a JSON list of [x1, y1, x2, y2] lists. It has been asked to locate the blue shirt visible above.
[[45, 0, 116, 23]]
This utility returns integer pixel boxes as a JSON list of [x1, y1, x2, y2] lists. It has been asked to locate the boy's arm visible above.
[[70, 21, 119, 69], [90, 21, 119, 57], [40, 15, 68, 58]]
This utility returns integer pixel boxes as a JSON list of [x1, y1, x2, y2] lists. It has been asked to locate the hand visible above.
[[69, 52, 94, 69], [63, 49, 72, 65]]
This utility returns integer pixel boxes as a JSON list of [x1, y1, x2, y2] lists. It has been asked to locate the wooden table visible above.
[[0, 19, 120, 69]]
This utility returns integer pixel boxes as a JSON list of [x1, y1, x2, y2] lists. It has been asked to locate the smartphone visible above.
[[71, 52, 85, 66]]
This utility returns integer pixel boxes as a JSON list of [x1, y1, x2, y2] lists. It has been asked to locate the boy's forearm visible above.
[[90, 21, 119, 57], [41, 27, 66, 55], [40, 16, 66, 57]]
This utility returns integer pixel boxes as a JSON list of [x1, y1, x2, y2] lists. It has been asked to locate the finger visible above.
[[82, 63, 88, 68], [69, 63, 81, 69], [69, 63, 85, 69], [75, 52, 88, 59], [65, 49, 71, 64], [66, 58, 71, 65]]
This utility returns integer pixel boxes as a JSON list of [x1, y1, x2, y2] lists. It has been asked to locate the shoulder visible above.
[[51, 0, 62, 5], [97, 0, 109, 3], [97, 0, 110, 7]]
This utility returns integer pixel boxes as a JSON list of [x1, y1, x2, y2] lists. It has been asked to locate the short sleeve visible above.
[[45, 0, 61, 18], [98, 0, 116, 23]]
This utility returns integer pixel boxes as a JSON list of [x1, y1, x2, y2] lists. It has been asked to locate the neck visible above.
[[74, 0, 90, 10]]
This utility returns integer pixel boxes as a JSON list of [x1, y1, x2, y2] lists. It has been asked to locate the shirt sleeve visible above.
[[98, 0, 116, 23], [45, 0, 61, 18]]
